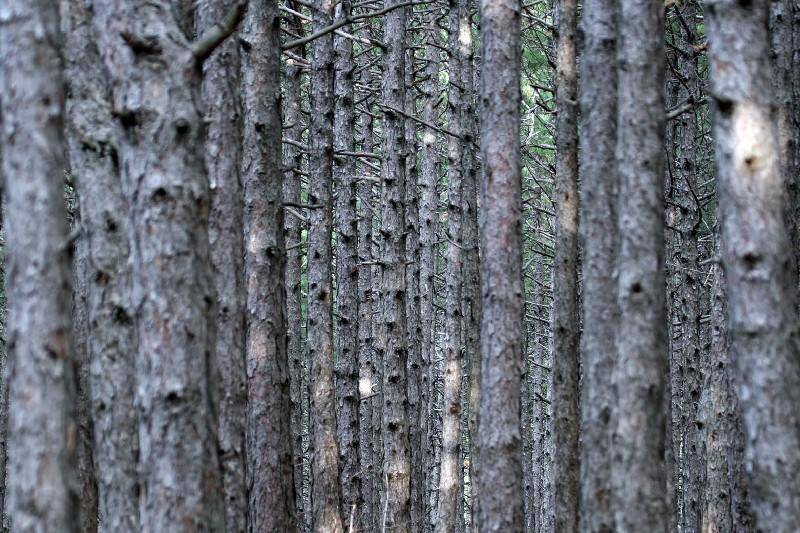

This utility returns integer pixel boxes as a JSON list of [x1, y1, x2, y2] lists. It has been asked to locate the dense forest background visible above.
[[0, 0, 798, 531]]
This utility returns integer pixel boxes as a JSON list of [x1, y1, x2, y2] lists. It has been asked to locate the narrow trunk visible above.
[[240, 1, 297, 529], [613, 0, 668, 528], [1, 1, 79, 529], [706, 0, 800, 528], [197, 2, 247, 529], [577, 0, 619, 525], [551, 0, 580, 526], [475, 0, 525, 528], [61, 0, 140, 529], [333, 1, 360, 523], [379, 3, 412, 528]]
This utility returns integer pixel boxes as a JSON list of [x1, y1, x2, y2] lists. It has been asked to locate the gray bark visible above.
[[475, 0, 525, 529], [613, 0, 667, 528], [61, 0, 140, 529], [437, 2, 467, 528], [706, 0, 800, 528], [577, 0, 619, 525], [239, 1, 297, 529], [283, 34, 311, 533], [89, 0, 226, 527], [551, 0, 580, 526], [197, 2, 248, 530], [333, 1, 360, 525], [0, 0, 79, 529], [308, 0, 345, 530]]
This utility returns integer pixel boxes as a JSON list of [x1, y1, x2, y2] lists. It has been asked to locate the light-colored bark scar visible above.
[[731, 100, 778, 185]]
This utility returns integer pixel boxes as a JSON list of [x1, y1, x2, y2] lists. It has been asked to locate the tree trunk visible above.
[[283, 32, 311, 533], [379, 2, 412, 528], [437, 2, 467, 529], [333, 1, 360, 525], [61, 0, 140, 529], [551, 0, 580, 526], [475, 0, 525, 528], [240, 1, 297, 529], [418, 29, 441, 532], [706, 0, 800, 528], [577, 0, 619, 525], [613, 0, 667, 528], [90, 1, 226, 528], [197, 2, 248, 530], [1, 1, 79, 529]]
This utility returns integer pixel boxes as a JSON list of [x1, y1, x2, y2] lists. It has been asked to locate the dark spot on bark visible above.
[[105, 216, 118, 233], [238, 37, 252, 52], [118, 111, 138, 129], [112, 306, 132, 325], [599, 406, 610, 425], [95, 270, 110, 286], [120, 31, 162, 56], [165, 391, 181, 404], [631, 282, 643, 294], [742, 252, 761, 270], [715, 97, 733, 116], [152, 187, 169, 202], [174, 118, 191, 137]]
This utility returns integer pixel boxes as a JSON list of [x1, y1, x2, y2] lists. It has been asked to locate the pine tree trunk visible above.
[[551, 0, 580, 526], [61, 0, 140, 528], [240, 1, 297, 529], [379, 3, 412, 528], [1, 1, 79, 529], [475, 0, 525, 528], [577, 0, 619, 525], [706, 0, 800, 528], [333, 2, 360, 525], [613, 0, 668, 528], [308, 1, 345, 531], [197, 2, 248, 530], [283, 34, 311, 533], [90, 1, 226, 528]]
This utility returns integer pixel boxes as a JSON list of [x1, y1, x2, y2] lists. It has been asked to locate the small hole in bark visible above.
[[742, 252, 761, 269], [631, 282, 643, 294], [152, 187, 169, 202]]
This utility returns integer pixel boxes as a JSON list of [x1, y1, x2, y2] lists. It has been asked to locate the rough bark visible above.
[[379, 3, 412, 529], [474, 0, 525, 529], [706, 0, 800, 528], [357, 109, 378, 533], [61, 0, 140, 529], [698, 236, 753, 533], [437, 3, 466, 529], [333, 1, 360, 525], [239, 1, 297, 529], [577, 0, 619, 525], [417, 25, 440, 533], [0, 0, 79, 529], [551, 0, 580, 527], [612, 0, 667, 528], [283, 38, 311, 533], [197, 2, 248, 530]]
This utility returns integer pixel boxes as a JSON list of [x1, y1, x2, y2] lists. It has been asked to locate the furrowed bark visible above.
[[475, 0, 525, 529], [613, 0, 668, 528], [551, 0, 580, 525], [379, 2, 412, 528], [577, 0, 619, 525], [61, 0, 140, 529], [89, 0, 226, 528], [706, 0, 800, 528], [240, 0, 297, 529], [197, 1, 248, 530], [309, 0, 345, 530], [1, 0, 79, 529], [437, 2, 466, 528], [333, 0, 361, 524], [284, 35, 311, 533], [418, 26, 441, 533]]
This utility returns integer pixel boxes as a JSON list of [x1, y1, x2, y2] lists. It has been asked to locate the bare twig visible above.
[[191, 1, 247, 61]]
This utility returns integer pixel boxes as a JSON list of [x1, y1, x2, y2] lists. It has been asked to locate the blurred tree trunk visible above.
[[551, 0, 580, 526], [475, 0, 525, 528], [197, 1, 247, 530], [706, 0, 800, 528], [61, 0, 140, 529], [239, 0, 297, 529], [613, 0, 667, 528], [0, 1, 79, 529]]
